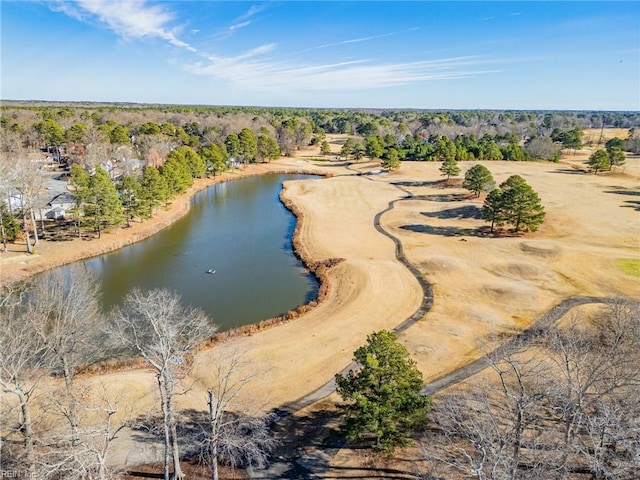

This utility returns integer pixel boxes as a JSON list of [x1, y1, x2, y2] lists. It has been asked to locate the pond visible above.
[[81, 174, 319, 331]]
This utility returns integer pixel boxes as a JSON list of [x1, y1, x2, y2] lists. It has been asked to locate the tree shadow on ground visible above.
[[129, 408, 272, 458], [392, 180, 443, 188], [128, 406, 345, 480], [603, 189, 640, 211], [604, 189, 640, 196], [401, 224, 480, 237], [420, 205, 483, 220], [38, 221, 78, 242], [547, 168, 589, 175], [412, 193, 469, 203], [123, 457, 242, 480], [247, 406, 345, 479], [324, 464, 421, 479], [622, 200, 640, 211]]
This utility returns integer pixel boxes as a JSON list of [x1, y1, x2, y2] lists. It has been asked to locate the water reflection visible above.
[[79, 174, 319, 331]]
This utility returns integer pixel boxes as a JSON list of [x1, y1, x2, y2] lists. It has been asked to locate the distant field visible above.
[[583, 127, 630, 145]]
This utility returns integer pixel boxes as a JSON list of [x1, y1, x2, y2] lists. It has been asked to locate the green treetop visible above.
[[140, 165, 170, 212], [320, 140, 331, 156], [381, 148, 401, 171], [439, 157, 461, 184], [86, 166, 124, 237], [463, 164, 495, 197], [497, 175, 545, 233], [365, 136, 384, 160], [238, 128, 258, 164], [588, 149, 611, 174], [34, 119, 65, 146], [257, 134, 281, 162], [335, 330, 430, 455], [200, 143, 230, 176]]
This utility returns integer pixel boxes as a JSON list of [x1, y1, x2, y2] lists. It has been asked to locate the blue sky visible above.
[[1, 1, 639, 110]]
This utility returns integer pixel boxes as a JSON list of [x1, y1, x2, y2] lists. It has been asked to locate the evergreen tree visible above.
[[340, 138, 356, 160], [435, 135, 456, 161], [439, 157, 461, 184], [140, 165, 170, 213], [501, 143, 528, 161], [381, 148, 401, 171], [463, 164, 495, 197], [238, 128, 258, 165], [86, 166, 124, 237], [588, 149, 611, 174], [117, 175, 145, 226], [365, 136, 384, 160], [66, 123, 87, 143], [225, 133, 242, 162], [161, 156, 192, 195], [498, 175, 546, 233], [0, 202, 20, 251], [483, 188, 505, 233], [69, 164, 91, 238], [352, 142, 365, 162], [34, 119, 65, 146], [607, 147, 625, 170], [109, 124, 130, 145], [335, 330, 430, 454], [200, 143, 230, 176], [320, 140, 331, 156], [478, 139, 503, 160], [168, 146, 206, 179], [257, 134, 281, 162]]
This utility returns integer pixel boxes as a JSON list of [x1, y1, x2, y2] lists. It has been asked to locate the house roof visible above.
[[48, 191, 75, 206]]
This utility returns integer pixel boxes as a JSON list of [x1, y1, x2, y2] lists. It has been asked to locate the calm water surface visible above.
[[82, 174, 319, 331]]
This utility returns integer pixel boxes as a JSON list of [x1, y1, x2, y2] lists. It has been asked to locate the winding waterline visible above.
[[81, 174, 319, 331]]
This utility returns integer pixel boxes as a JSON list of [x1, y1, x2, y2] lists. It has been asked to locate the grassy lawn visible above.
[[616, 258, 640, 277]]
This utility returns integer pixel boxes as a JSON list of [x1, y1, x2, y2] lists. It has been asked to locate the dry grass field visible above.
[[1, 136, 638, 476], [582, 127, 630, 145]]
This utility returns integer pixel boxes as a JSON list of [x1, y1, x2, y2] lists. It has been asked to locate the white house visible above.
[[45, 192, 75, 220]]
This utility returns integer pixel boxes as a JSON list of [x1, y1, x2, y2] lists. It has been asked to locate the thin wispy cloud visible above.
[[229, 21, 251, 31], [237, 4, 269, 23], [50, 0, 198, 52], [186, 55, 500, 92], [226, 4, 269, 33], [50, 1, 499, 95], [314, 28, 419, 50]]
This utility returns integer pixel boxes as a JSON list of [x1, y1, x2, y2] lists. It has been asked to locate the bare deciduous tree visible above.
[[4, 155, 44, 253], [110, 288, 216, 480], [28, 264, 104, 446], [421, 340, 549, 480], [420, 300, 640, 480], [40, 383, 130, 480], [198, 346, 276, 480], [0, 285, 50, 471]]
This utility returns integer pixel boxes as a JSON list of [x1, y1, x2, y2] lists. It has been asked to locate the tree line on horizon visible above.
[[0, 105, 638, 251]]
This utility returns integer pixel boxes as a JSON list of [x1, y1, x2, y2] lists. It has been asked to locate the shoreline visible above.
[[1, 158, 347, 377], [0, 160, 330, 285]]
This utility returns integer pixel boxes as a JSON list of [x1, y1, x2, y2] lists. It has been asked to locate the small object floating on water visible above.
[[206, 269, 216, 274]]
